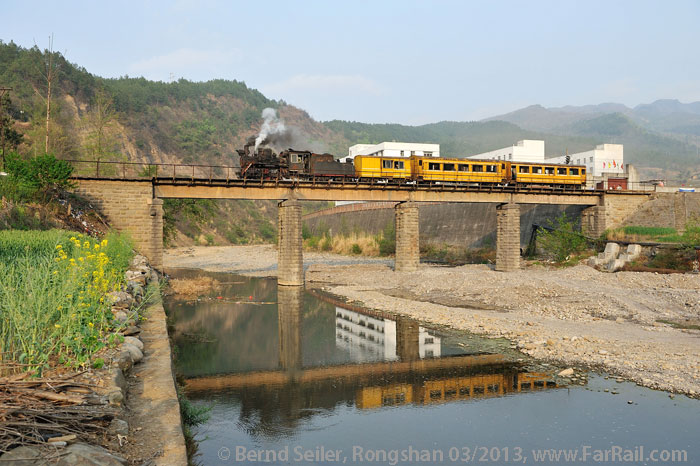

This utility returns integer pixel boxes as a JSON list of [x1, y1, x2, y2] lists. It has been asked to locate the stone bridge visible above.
[[74, 177, 658, 284]]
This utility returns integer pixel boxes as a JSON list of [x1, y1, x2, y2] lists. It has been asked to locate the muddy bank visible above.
[[164, 246, 700, 397]]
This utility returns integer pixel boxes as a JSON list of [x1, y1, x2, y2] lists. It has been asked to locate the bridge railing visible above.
[[67, 160, 239, 181]]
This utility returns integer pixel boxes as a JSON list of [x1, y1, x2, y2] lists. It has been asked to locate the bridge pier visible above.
[[495, 203, 521, 272], [278, 199, 304, 286], [277, 285, 303, 372], [395, 201, 419, 272], [581, 205, 607, 238]]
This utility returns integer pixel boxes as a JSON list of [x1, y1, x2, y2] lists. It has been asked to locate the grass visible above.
[[303, 231, 381, 256], [0, 230, 134, 372]]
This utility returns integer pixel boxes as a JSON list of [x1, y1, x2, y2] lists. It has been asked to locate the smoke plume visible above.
[[254, 108, 287, 151], [252, 107, 330, 154]]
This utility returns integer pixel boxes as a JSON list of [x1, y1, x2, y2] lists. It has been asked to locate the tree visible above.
[[0, 92, 23, 167], [30, 35, 60, 154], [81, 89, 120, 160]]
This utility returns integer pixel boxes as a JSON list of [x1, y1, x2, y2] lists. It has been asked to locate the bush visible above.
[[351, 243, 362, 255], [377, 222, 396, 256], [5, 153, 75, 201], [320, 234, 332, 251], [537, 213, 588, 262]]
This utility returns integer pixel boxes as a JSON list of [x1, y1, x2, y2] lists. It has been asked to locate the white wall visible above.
[[547, 144, 624, 178], [348, 142, 440, 159], [468, 140, 545, 163]]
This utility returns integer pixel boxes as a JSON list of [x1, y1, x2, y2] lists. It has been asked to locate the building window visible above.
[[509, 154, 513, 160], [589, 157, 593, 162], [424, 152, 433, 157], [410, 151, 415, 156], [400, 150, 404, 156]]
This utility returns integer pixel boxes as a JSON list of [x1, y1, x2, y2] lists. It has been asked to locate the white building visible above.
[[546, 143, 624, 178], [346, 142, 440, 161], [468, 139, 545, 163]]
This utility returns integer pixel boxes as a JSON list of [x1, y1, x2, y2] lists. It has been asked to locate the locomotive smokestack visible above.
[[254, 108, 287, 151]]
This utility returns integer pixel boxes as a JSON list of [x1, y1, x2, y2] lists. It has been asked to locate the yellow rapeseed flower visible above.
[[54, 324, 61, 328], [88, 322, 94, 328], [55, 244, 62, 249], [83, 241, 90, 248]]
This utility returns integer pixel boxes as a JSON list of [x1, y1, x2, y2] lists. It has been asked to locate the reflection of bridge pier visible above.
[[395, 316, 420, 361], [277, 285, 303, 372]]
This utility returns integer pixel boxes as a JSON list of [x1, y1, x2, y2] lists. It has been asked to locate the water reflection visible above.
[[168, 275, 558, 439]]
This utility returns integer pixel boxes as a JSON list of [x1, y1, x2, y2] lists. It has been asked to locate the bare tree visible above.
[[82, 89, 119, 160], [32, 35, 60, 154]]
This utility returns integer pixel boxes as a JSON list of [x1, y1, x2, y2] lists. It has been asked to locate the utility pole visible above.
[[0, 86, 12, 170]]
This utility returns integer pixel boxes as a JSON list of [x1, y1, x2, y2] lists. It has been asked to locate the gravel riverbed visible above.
[[165, 246, 700, 397]]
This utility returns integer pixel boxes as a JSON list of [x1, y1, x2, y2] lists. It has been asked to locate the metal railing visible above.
[[67, 159, 238, 182]]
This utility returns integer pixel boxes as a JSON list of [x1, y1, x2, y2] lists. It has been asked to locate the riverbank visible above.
[[164, 246, 700, 397]]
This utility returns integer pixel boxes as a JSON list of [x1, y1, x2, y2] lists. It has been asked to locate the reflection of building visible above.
[[335, 307, 441, 361]]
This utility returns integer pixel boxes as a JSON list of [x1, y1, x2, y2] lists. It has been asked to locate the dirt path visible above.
[[164, 246, 700, 397]]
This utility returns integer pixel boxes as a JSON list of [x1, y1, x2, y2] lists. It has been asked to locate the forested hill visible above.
[[0, 40, 347, 167]]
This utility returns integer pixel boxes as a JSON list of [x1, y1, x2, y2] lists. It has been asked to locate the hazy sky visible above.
[[3, 0, 699, 124]]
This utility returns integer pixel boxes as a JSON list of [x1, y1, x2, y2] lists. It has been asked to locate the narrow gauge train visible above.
[[236, 144, 586, 188]]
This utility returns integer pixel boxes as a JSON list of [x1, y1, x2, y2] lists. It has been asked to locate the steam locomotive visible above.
[[236, 140, 354, 180]]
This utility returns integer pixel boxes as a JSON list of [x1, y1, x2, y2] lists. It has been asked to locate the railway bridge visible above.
[[70, 160, 653, 285]]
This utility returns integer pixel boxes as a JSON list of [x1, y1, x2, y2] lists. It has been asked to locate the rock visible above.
[[122, 343, 143, 363], [108, 291, 133, 310], [115, 350, 133, 373], [125, 270, 147, 285], [124, 336, 143, 351], [110, 368, 126, 393], [669, 394, 675, 399], [627, 244, 642, 261], [603, 242, 620, 260], [56, 443, 127, 465], [107, 418, 129, 436], [122, 326, 141, 336], [0, 445, 44, 464], [611, 390, 619, 395], [113, 311, 128, 323], [627, 400, 634, 404], [558, 368, 574, 377], [108, 389, 124, 406]]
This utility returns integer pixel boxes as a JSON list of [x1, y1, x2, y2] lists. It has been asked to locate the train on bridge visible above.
[[237, 141, 587, 189]]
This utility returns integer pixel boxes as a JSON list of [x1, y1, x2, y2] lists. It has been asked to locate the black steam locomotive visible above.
[[236, 139, 354, 180]]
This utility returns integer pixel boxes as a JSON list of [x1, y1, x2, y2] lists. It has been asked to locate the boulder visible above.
[[108, 291, 133, 310], [603, 242, 620, 260], [122, 343, 143, 363], [124, 336, 143, 351], [558, 368, 575, 377], [57, 443, 126, 465]]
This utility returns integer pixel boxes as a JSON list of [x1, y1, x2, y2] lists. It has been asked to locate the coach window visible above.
[[582, 169, 586, 175], [458, 164, 469, 172], [544, 167, 554, 175], [570, 168, 579, 175], [382, 160, 392, 169], [533, 166, 543, 174], [519, 166, 529, 173], [395, 160, 404, 169], [472, 165, 483, 172], [486, 165, 496, 173], [557, 167, 567, 175], [443, 163, 455, 171], [428, 162, 441, 170]]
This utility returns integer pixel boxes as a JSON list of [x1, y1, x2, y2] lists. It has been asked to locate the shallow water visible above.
[[166, 269, 699, 465]]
